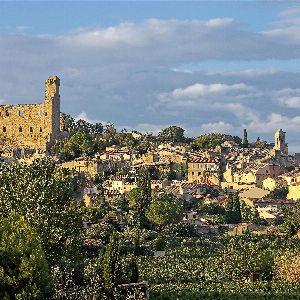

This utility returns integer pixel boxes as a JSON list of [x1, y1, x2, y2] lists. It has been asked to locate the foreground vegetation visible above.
[[1, 158, 300, 299]]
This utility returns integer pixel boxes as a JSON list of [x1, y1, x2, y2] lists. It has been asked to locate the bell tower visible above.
[[274, 129, 288, 155]]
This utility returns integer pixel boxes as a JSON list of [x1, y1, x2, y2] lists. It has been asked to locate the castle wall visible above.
[[0, 76, 61, 153]]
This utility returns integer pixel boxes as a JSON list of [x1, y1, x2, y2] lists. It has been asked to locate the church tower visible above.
[[274, 129, 288, 154]]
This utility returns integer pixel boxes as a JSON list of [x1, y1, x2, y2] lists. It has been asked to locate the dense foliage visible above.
[[0, 159, 83, 265], [146, 193, 183, 227], [0, 213, 50, 300], [157, 126, 185, 143], [137, 235, 300, 299], [192, 133, 242, 150]]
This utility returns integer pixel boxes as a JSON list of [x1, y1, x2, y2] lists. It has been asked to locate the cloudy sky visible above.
[[1, 1, 300, 152]]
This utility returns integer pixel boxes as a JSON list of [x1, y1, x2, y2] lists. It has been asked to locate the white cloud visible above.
[[263, 28, 300, 44], [75, 111, 107, 125], [280, 7, 300, 17], [214, 102, 259, 122], [281, 96, 300, 108], [172, 82, 253, 98], [248, 113, 300, 134], [2, 16, 300, 147], [204, 18, 236, 27], [200, 121, 234, 133]]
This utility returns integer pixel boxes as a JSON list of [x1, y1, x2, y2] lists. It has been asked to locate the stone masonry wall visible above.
[[0, 76, 61, 153]]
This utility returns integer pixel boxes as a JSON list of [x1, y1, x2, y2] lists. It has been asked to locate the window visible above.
[[198, 163, 200, 168], [40, 110, 43, 116], [198, 172, 201, 176], [3, 126, 6, 132], [192, 163, 194, 168], [40, 127, 43, 132], [45, 112, 47, 116], [192, 172, 195, 176], [19, 126, 22, 133], [5, 111, 9, 117], [19, 110, 24, 117], [30, 127, 33, 133]]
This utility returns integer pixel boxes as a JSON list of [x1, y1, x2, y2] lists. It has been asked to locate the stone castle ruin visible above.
[[0, 76, 61, 156]]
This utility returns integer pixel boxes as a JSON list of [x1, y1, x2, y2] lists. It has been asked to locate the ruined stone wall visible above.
[[0, 76, 61, 153]]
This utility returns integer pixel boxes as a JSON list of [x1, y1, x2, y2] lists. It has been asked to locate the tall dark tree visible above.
[[242, 129, 249, 148], [103, 232, 121, 299], [225, 193, 242, 224], [128, 167, 152, 229]]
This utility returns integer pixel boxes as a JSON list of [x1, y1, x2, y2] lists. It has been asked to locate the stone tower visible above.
[[44, 76, 61, 144], [274, 129, 288, 154], [0, 75, 61, 156]]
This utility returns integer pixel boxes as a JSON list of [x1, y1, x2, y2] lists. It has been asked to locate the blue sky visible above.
[[1, 1, 300, 152], [0, 2, 286, 33]]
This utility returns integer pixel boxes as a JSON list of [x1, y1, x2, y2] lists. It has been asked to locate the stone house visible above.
[[232, 162, 281, 188], [187, 155, 221, 184], [59, 157, 104, 178]]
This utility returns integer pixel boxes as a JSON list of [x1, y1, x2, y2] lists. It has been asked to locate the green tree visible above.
[[266, 187, 288, 199], [157, 126, 185, 143], [193, 132, 227, 149], [240, 202, 264, 225], [67, 128, 94, 157], [0, 159, 83, 265], [199, 203, 225, 215], [225, 193, 242, 224], [129, 167, 152, 227], [103, 232, 121, 299], [146, 193, 183, 227], [162, 222, 199, 237], [0, 213, 50, 300], [60, 113, 76, 132], [122, 255, 139, 284], [282, 203, 300, 236], [52, 128, 95, 159], [242, 129, 248, 148]]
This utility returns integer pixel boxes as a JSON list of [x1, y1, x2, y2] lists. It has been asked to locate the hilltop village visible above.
[[1, 76, 300, 233], [4, 76, 300, 299]]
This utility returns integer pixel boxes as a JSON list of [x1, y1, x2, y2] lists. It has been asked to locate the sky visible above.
[[1, 1, 300, 152]]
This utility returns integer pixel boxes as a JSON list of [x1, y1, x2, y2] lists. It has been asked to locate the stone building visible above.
[[274, 129, 288, 155], [187, 156, 221, 185], [0, 76, 61, 155]]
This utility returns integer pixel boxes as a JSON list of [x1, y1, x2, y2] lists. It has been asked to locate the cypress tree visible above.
[[103, 232, 121, 299], [225, 193, 242, 224], [243, 129, 249, 148]]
